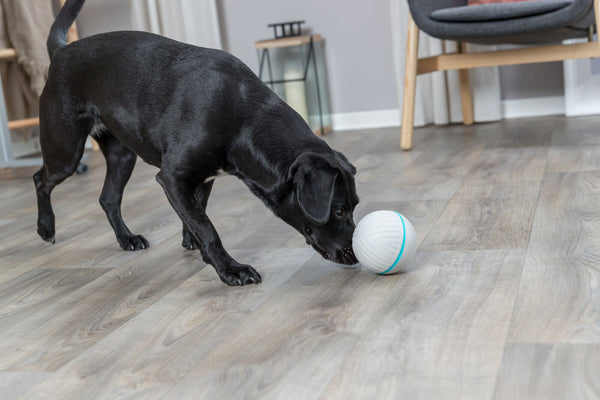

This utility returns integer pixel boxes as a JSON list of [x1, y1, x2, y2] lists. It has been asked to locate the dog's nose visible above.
[[338, 246, 358, 264]]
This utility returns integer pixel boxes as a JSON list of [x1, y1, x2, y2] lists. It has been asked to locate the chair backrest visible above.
[[406, 0, 595, 44]]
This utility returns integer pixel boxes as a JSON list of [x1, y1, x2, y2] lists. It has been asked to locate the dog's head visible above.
[[278, 151, 359, 265]]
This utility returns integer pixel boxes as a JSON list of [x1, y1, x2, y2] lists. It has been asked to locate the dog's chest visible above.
[[204, 169, 227, 183]]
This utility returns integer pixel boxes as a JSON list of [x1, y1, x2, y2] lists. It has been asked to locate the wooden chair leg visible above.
[[458, 43, 474, 126], [400, 14, 419, 151]]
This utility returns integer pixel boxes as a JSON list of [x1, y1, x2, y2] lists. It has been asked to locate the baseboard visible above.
[[331, 97, 566, 132], [501, 95, 565, 119], [331, 109, 400, 131]]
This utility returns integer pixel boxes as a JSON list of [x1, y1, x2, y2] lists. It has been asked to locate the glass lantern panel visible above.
[[256, 38, 331, 135]]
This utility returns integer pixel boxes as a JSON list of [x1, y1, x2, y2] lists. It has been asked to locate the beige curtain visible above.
[[0, 0, 54, 121], [130, 0, 222, 49]]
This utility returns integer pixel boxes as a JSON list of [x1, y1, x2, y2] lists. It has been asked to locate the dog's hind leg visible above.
[[95, 132, 149, 251], [33, 117, 88, 243]]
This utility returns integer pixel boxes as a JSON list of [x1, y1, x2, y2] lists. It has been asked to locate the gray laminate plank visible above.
[[0, 268, 110, 328], [420, 181, 541, 251], [551, 115, 600, 147], [0, 372, 50, 400], [493, 344, 600, 400], [17, 248, 314, 400], [0, 254, 200, 372], [546, 145, 600, 173], [464, 146, 548, 184], [508, 171, 600, 343], [320, 250, 525, 400]]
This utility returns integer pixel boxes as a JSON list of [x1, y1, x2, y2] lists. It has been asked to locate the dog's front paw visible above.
[[182, 229, 199, 250], [37, 215, 55, 243], [37, 226, 55, 244], [217, 264, 262, 286], [118, 234, 149, 251]]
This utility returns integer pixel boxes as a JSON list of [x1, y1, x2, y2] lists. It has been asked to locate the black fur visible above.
[[35, 0, 359, 286]]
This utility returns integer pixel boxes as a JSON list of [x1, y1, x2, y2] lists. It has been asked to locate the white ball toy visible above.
[[352, 210, 417, 274]]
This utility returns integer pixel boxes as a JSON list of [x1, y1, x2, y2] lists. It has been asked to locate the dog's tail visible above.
[[47, 0, 86, 59]]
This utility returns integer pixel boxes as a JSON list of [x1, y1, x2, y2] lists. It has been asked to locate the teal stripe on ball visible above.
[[378, 212, 406, 275]]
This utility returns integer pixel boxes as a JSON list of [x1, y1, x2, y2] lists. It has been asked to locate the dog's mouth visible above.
[[309, 241, 358, 265]]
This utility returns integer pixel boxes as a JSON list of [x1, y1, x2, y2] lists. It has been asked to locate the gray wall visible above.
[[497, 44, 564, 100], [218, 0, 397, 115], [71, 0, 562, 115], [76, 0, 132, 37], [499, 63, 564, 100]]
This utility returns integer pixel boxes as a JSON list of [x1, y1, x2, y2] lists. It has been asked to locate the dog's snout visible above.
[[337, 246, 358, 265]]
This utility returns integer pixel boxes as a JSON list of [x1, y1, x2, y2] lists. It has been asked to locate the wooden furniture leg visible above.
[[458, 43, 474, 126], [400, 14, 419, 150]]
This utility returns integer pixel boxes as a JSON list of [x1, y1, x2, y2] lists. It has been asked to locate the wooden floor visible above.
[[1, 115, 600, 399]]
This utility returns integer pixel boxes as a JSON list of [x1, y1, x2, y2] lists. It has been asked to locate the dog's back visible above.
[[47, 30, 265, 111], [45, 30, 290, 165]]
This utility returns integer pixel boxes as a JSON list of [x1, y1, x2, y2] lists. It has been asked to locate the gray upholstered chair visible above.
[[401, 0, 600, 150]]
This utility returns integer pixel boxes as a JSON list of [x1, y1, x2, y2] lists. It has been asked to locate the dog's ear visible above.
[[289, 153, 338, 225], [335, 151, 356, 176]]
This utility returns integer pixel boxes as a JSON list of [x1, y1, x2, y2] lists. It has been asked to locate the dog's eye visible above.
[[335, 208, 344, 218], [305, 227, 312, 235]]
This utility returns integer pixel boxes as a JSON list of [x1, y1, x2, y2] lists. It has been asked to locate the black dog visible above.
[[34, 0, 359, 286]]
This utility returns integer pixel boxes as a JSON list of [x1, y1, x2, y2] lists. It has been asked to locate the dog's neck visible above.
[[228, 138, 329, 212], [226, 101, 332, 212]]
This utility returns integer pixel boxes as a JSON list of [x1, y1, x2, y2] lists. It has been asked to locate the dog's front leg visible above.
[[181, 226, 198, 250], [181, 180, 212, 251], [156, 171, 261, 286]]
